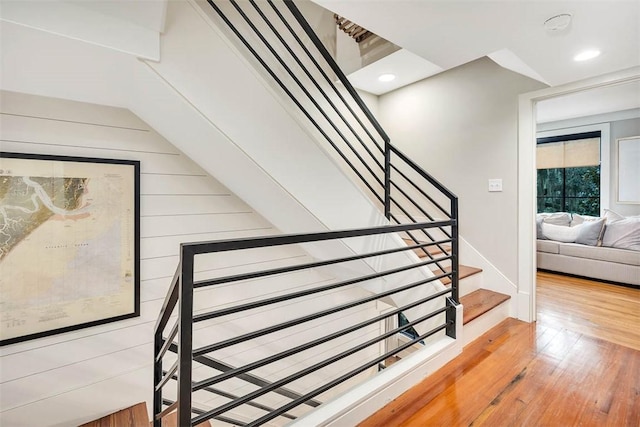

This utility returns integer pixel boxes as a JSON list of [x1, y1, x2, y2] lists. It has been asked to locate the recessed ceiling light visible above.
[[574, 49, 601, 61], [378, 73, 396, 82], [544, 14, 572, 33]]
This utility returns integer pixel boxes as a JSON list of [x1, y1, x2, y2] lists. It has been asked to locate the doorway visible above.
[[517, 68, 640, 322]]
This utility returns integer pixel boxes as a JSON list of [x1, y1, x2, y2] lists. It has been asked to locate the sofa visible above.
[[536, 210, 640, 286]]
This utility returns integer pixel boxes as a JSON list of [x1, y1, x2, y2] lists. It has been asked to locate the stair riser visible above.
[[461, 300, 510, 346], [458, 273, 482, 297]]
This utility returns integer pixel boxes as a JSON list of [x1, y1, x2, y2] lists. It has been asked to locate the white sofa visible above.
[[536, 211, 640, 287]]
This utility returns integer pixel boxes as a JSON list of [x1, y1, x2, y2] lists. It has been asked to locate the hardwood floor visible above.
[[359, 272, 640, 427], [537, 271, 640, 351]]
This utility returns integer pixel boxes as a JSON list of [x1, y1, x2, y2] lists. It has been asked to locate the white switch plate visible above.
[[488, 179, 503, 192]]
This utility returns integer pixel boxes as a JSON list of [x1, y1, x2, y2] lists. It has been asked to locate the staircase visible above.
[[150, 1, 513, 425], [405, 238, 512, 344]]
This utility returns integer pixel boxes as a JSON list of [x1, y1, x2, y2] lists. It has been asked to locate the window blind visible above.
[[536, 137, 600, 169]]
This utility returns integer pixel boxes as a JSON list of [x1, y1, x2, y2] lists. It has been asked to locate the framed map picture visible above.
[[0, 152, 140, 345]]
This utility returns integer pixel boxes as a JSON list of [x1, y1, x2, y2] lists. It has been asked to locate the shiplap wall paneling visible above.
[[0, 91, 284, 427]]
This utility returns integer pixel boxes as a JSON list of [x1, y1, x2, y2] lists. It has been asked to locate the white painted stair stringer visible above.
[[459, 236, 517, 317], [131, 0, 447, 333]]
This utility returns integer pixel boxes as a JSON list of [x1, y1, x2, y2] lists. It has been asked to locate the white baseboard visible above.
[[291, 305, 464, 427]]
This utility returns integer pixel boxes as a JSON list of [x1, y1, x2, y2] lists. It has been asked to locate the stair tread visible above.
[[438, 265, 483, 285], [460, 289, 511, 325], [402, 238, 450, 257], [80, 402, 148, 427], [153, 411, 212, 427]]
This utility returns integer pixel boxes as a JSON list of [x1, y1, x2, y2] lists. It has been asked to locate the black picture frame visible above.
[[0, 151, 140, 346]]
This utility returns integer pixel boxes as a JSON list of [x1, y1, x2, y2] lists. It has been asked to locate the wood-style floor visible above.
[[359, 272, 640, 426]]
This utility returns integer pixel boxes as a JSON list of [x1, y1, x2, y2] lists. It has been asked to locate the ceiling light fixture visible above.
[[543, 14, 572, 33], [378, 73, 396, 82], [574, 49, 601, 61]]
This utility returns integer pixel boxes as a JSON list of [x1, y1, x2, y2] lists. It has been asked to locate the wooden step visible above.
[[152, 411, 212, 427], [437, 265, 482, 285], [460, 289, 510, 324], [384, 355, 402, 367], [80, 402, 149, 427], [402, 238, 450, 258]]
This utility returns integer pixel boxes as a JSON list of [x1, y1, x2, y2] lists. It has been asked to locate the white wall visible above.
[[378, 57, 547, 284], [0, 91, 271, 425]]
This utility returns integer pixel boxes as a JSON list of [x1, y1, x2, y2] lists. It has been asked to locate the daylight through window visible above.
[[536, 132, 601, 216]]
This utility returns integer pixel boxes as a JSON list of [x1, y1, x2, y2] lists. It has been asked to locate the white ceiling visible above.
[[346, 49, 443, 95], [315, 0, 640, 88]]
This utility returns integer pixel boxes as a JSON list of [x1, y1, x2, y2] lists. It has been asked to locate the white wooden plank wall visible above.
[[0, 91, 332, 427]]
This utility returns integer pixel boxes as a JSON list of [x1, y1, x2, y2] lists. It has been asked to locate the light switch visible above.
[[488, 179, 503, 192]]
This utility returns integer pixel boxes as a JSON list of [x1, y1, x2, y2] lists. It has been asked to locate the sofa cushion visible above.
[[537, 240, 560, 254], [558, 243, 640, 266], [602, 217, 640, 251]]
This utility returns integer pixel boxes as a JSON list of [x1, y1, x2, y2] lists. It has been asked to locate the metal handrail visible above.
[[208, 0, 457, 259], [154, 221, 456, 426]]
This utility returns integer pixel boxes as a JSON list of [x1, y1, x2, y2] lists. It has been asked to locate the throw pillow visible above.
[[571, 214, 601, 226], [539, 212, 572, 226], [604, 209, 625, 223], [542, 222, 582, 243], [575, 218, 606, 246], [601, 217, 640, 251]]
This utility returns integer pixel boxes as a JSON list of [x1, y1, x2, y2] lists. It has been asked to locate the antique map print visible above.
[[0, 156, 137, 343]]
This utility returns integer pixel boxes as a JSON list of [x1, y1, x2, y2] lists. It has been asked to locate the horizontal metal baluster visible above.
[[389, 144, 457, 201], [155, 321, 178, 364], [188, 220, 451, 255], [165, 373, 298, 420], [252, 0, 385, 171], [161, 399, 245, 426], [232, 0, 384, 190], [282, 0, 391, 145], [390, 163, 451, 218], [247, 321, 449, 427], [192, 255, 448, 327], [207, 0, 383, 202], [193, 279, 451, 391], [268, 1, 386, 155], [194, 238, 446, 288], [191, 306, 449, 425], [388, 200, 451, 256], [168, 343, 322, 408]]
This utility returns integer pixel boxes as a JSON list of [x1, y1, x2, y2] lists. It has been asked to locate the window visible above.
[[536, 132, 601, 216]]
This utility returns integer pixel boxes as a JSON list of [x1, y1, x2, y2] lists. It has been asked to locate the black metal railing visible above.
[[205, 0, 458, 283], [154, 0, 460, 425], [153, 222, 456, 426]]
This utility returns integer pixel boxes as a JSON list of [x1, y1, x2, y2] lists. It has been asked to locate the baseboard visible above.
[[291, 306, 464, 426]]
